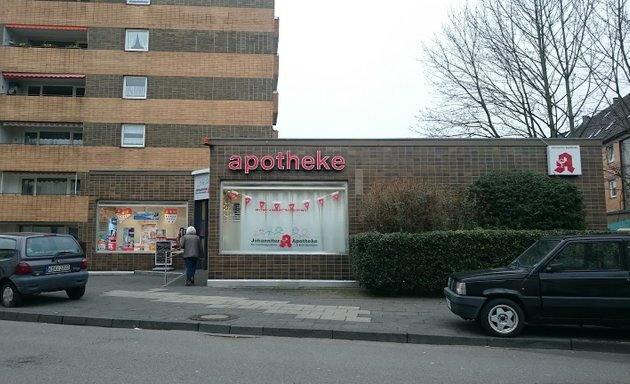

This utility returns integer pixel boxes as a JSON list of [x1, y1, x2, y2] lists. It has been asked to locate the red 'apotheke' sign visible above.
[[228, 151, 346, 174]]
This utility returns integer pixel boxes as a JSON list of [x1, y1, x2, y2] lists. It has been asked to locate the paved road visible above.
[[3, 321, 629, 384], [1, 271, 629, 354]]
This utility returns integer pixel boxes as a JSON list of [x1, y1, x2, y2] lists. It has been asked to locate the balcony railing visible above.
[[0, 195, 89, 223]]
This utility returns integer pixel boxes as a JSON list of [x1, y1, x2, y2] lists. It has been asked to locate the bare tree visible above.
[[590, 0, 630, 129], [416, 0, 602, 138]]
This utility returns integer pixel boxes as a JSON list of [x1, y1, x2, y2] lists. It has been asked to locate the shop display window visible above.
[[220, 182, 348, 255], [96, 203, 187, 253]]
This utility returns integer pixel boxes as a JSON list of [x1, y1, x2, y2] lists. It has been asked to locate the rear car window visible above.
[[0, 238, 17, 259], [0, 238, 17, 249], [25, 236, 82, 257]]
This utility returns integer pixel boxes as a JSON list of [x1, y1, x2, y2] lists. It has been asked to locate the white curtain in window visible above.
[[123, 77, 147, 98], [38, 178, 67, 195], [125, 30, 149, 51], [224, 188, 347, 254]]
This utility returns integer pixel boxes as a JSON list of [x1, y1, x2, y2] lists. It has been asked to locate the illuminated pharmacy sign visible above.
[[228, 151, 346, 174]]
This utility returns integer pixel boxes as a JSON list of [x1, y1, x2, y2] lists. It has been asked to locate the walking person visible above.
[[179, 226, 201, 286]]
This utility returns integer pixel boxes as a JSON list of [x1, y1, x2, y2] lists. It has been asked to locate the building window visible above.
[[127, 0, 150, 4], [27, 85, 85, 97], [20, 176, 81, 196], [606, 145, 615, 163], [121, 124, 145, 147], [220, 182, 348, 255], [24, 131, 83, 145], [96, 203, 188, 253], [609, 179, 618, 198], [125, 30, 149, 51], [123, 76, 147, 99]]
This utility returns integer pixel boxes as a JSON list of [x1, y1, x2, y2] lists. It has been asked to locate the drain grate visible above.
[[190, 314, 237, 322]]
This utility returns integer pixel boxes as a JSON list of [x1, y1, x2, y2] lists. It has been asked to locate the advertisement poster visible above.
[[123, 227, 135, 251], [221, 187, 347, 254], [141, 223, 157, 251]]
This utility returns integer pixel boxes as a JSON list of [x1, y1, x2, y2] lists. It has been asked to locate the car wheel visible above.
[[1, 282, 23, 308], [479, 298, 525, 337], [66, 286, 86, 300]]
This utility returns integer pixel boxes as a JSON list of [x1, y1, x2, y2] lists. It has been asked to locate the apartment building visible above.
[[0, 0, 279, 270]]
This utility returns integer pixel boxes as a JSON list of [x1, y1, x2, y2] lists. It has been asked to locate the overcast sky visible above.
[[273, 0, 464, 139]]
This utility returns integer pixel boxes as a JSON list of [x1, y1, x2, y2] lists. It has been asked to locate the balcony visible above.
[[2, 72, 85, 97], [0, 95, 84, 122], [0, 121, 83, 145], [4, 24, 88, 49], [0, 195, 88, 223]]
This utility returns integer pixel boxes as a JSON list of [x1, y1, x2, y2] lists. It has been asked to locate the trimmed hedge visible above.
[[466, 170, 585, 230], [349, 229, 603, 295]]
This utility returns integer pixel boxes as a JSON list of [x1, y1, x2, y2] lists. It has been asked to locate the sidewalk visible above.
[[1, 270, 629, 354]]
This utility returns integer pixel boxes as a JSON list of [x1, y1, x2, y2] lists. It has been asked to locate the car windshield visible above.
[[510, 238, 562, 268]]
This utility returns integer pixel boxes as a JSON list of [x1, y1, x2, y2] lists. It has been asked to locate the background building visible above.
[[575, 94, 630, 230], [0, 0, 279, 270]]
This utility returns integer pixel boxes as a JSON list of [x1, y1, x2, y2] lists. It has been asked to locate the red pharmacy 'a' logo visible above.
[[279, 234, 292, 248], [554, 152, 575, 173]]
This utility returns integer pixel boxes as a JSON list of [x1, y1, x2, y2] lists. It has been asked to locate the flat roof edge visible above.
[[203, 137, 602, 147]]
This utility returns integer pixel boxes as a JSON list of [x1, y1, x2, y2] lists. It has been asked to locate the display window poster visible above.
[[96, 203, 187, 253], [220, 182, 348, 255]]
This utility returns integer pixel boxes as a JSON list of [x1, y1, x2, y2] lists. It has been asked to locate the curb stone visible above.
[[2, 310, 629, 354]]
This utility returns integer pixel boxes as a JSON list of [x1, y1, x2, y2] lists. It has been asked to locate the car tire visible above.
[[479, 298, 525, 337], [66, 286, 86, 300], [1, 281, 23, 308]]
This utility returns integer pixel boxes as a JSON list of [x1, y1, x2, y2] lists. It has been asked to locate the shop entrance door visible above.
[[194, 200, 208, 269]]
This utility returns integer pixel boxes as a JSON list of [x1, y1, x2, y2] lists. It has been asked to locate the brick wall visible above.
[[89, 0, 274, 8], [1, 1, 276, 32], [0, 195, 89, 222], [85, 75, 274, 101], [206, 138, 608, 281], [89, 28, 276, 54], [0, 144, 208, 172], [83, 123, 275, 147], [0, 48, 277, 78], [0, 96, 276, 126]]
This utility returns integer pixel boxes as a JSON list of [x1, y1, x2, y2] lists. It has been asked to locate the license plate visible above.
[[45, 264, 71, 274], [446, 297, 452, 310]]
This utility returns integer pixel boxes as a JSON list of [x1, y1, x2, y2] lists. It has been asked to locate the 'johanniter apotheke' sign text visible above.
[[228, 151, 346, 174]]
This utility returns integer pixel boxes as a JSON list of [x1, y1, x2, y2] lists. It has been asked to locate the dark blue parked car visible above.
[[0, 232, 88, 307]]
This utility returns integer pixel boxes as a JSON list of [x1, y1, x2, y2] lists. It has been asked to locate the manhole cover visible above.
[[190, 314, 237, 322]]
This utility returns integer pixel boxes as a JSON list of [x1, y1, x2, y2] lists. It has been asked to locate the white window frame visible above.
[[121, 124, 146, 148], [95, 202, 188, 254], [123, 76, 147, 99], [126, 0, 150, 5], [125, 30, 149, 52], [606, 145, 615, 163], [219, 181, 348, 255], [609, 179, 618, 198]]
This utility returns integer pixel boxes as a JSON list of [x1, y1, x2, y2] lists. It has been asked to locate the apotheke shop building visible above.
[[205, 138, 607, 283]]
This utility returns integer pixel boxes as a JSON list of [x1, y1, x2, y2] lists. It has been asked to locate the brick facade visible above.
[[86, 75, 274, 101], [206, 138, 608, 281], [89, 28, 276, 54], [0, 0, 278, 271]]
